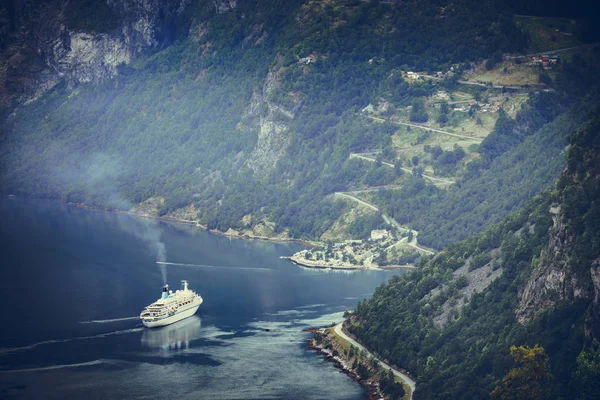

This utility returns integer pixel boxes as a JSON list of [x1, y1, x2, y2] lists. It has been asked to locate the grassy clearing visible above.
[[551, 45, 600, 63], [387, 116, 484, 181], [449, 91, 473, 102], [385, 242, 420, 261], [449, 111, 497, 138], [466, 60, 541, 86], [329, 327, 353, 353], [370, 88, 530, 185], [391, 124, 424, 147], [502, 94, 530, 117]]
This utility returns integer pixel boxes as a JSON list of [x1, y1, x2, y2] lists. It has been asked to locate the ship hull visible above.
[[142, 299, 202, 328]]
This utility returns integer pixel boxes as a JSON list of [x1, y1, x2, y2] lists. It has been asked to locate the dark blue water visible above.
[[0, 199, 404, 399]]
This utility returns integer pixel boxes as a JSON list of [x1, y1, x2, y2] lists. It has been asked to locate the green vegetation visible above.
[[0, 0, 534, 243], [409, 99, 429, 123], [347, 113, 600, 398], [287, 0, 526, 71], [572, 339, 600, 400], [515, 16, 584, 53], [2, 1, 600, 398], [319, 327, 407, 400], [490, 345, 553, 400], [374, 89, 596, 249]]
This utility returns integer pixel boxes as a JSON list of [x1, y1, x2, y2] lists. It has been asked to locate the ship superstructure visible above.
[[140, 280, 203, 328]]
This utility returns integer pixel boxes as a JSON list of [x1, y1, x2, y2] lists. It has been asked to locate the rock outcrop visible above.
[[245, 60, 300, 174], [516, 212, 595, 324], [0, 0, 188, 108], [516, 120, 600, 329]]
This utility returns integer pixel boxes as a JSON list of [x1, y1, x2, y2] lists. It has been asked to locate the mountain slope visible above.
[[0, 0, 564, 244], [347, 112, 600, 398]]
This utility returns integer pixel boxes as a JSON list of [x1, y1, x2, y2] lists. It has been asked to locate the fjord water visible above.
[[0, 199, 403, 399]]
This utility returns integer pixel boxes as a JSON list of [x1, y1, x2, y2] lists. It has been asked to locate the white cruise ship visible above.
[[140, 280, 203, 328]]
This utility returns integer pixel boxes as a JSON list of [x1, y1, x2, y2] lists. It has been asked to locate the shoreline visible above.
[[309, 322, 415, 400], [285, 255, 417, 271], [2, 195, 317, 248], [308, 328, 384, 400], [4, 195, 417, 271]]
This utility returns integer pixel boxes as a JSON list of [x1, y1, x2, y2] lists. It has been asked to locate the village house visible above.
[[406, 71, 419, 80]]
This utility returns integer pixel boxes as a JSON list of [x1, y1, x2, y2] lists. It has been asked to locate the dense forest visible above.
[[1, 0, 538, 243], [348, 115, 600, 398], [1, 0, 600, 398]]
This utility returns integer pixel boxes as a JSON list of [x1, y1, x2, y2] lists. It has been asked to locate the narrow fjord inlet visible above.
[[1, 0, 599, 398], [0, 199, 402, 398]]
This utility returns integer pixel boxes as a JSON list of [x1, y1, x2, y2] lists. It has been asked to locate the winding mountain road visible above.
[[334, 322, 416, 398], [350, 153, 455, 185], [343, 185, 403, 194], [369, 115, 481, 141], [332, 192, 435, 255], [333, 192, 379, 212]]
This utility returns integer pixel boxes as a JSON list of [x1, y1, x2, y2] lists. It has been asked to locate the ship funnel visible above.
[[161, 284, 169, 299]]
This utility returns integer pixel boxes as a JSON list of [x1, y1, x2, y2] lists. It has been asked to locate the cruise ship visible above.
[[140, 280, 203, 328]]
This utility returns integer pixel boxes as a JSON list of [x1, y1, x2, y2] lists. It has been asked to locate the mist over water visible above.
[[0, 199, 404, 399]]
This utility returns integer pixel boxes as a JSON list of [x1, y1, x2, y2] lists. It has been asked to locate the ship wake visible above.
[[79, 316, 140, 324], [0, 359, 106, 373], [156, 261, 271, 272], [0, 328, 144, 356]]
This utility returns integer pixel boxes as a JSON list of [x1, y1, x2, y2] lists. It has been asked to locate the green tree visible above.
[[572, 339, 600, 400], [394, 160, 404, 177], [440, 102, 449, 115], [410, 99, 429, 123], [491, 345, 553, 400]]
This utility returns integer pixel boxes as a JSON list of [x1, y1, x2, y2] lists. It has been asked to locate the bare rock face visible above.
[[516, 211, 595, 324], [58, 32, 131, 85], [245, 60, 301, 174], [211, 0, 237, 14], [0, 0, 188, 108], [592, 260, 600, 305]]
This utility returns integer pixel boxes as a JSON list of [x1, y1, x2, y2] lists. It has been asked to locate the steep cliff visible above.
[[516, 208, 598, 325], [517, 113, 600, 335], [245, 57, 301, 174], [0, 0, 188, 108], [346, 109, 600, 398]]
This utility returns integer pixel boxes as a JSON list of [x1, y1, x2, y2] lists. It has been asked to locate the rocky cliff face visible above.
[[517, 117, 600, 333], [516, 206, 598, 324], [0, 0, 188, 109], [245, 58, 301, 174]]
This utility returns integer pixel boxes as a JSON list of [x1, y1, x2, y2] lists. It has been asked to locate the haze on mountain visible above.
[[1, 0, 600, 399]]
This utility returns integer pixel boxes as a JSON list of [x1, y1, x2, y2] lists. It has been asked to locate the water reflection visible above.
[[141, 316, 202, 351]]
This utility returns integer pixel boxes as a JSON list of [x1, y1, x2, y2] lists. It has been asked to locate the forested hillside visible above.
[[0, 0, 550, 246], [2, 0, 600, 397], [347, 115, 600, 398]]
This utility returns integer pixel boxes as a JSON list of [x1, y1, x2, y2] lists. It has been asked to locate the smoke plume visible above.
[[53, 151, 169, 283]]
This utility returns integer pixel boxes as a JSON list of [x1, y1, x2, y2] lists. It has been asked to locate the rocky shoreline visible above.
[[308, 327, 389, 400], [286, 255, 416, 271], [308, 327, 411, 400], [69, 202, 319, 247]]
